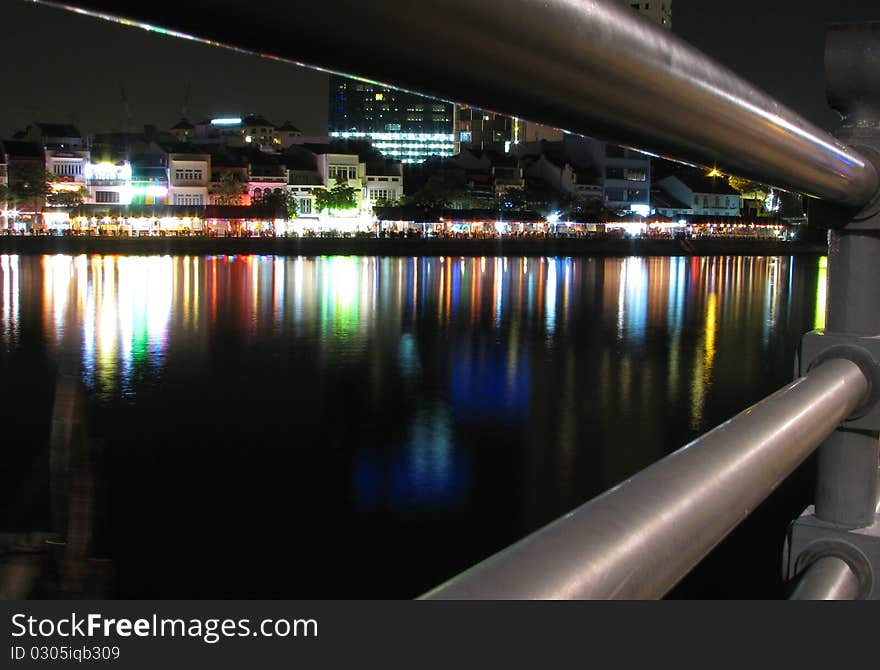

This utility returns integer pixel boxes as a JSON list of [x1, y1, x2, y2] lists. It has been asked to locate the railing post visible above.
[[785, 22, 880, 599]]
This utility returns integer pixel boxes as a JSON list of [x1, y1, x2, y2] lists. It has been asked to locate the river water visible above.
[[0, 253, 826, 598]]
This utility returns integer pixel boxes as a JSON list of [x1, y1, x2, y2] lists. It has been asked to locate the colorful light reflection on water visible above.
[[0, 253, 826, 597]]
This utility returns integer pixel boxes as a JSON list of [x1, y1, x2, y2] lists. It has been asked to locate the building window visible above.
[[95, 191, 119, 203], [624, 169, 646, 181], [298, 197, 312, 214], [53, 162, 82, 177], [329, 165, 357, 181], [174, 193, 203, 206], [174, 168, 203, 181]]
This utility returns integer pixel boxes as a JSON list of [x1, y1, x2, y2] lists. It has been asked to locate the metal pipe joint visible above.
[[785, 511, 880, 599], [800, 331, 880, 429]]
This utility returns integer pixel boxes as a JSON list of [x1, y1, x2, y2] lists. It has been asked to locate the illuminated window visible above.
[[375, 93, 384, 101]]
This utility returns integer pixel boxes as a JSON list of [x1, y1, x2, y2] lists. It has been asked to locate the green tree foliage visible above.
[[46, 186, 89, 208], [216, 172, 247, 205], [315, 184, 357, 212], [8, 164, 55, 225], [400, 174, 470, 211], [0, 183, 14, 207], [285, 191, 300, 219], [10, 164, 55, 208], [728, 175, 771, 217]]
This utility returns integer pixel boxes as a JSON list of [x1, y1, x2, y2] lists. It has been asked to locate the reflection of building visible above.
[[328, 74, 455, 163]]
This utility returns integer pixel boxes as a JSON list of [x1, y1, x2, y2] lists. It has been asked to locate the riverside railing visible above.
[[39, 0, 880, 599]]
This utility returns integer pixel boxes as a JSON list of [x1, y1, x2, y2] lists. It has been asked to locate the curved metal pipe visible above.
[[36, 0, 880, 209], [422, 358, 868, 599], [789, 556, 861, 600]]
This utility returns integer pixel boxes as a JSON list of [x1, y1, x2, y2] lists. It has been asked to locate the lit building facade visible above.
[[328, 75, 455, 163], [45, 148, 91, 204], [166, 150, 210, 206], [86, 159, 133, 205], [364, 162, 404, 206], [655, 172, 742, 218]]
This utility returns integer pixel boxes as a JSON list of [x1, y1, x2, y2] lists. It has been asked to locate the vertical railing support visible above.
[[785, 22, 880, 599]]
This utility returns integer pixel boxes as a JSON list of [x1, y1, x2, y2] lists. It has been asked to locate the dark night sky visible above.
[[0, 1, 876, 140]]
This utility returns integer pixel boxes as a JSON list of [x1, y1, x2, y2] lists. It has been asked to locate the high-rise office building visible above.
[[626, 1, 672, 30], [328, 75, 456, 163]]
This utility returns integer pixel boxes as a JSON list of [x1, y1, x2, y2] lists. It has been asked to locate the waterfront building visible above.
[[655, 169, 742, 219], [1, 140, 45, 229], [514, 136, 649, 213], [163, 144, 211, 206], [86, 156, 133, 205], [130, 152, 170, 206], [0, 143, 8, 229], [22, 122, 85, 150], [328, 74, 455, 163], [0, 146, 7, 190], [45, 147, 89, 186], [169, 118, 195, 142], [191, 114, 280, 149], [275, 121, 304, 148], [248, 155, 288, 204], [206, 147, 249, 206], [520, 150, 602, 204], [455, 105, 515, 153], [364, 160, 404, 206], [284, 147, 323, 218]]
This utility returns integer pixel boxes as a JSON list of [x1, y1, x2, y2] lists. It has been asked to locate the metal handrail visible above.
[[422, 358, 868, 599], [39, 0, 880, 209]]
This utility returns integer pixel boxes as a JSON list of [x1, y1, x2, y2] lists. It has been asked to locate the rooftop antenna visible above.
[[119, 81, 132, 134]]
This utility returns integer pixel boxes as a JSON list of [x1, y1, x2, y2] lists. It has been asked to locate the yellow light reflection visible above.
[[815, 256, 827, 329]]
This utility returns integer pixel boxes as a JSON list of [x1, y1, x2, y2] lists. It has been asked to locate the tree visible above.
[[0, 183, 14, 208], [315, 184, 357, 212], [399, 174, 470, 212], [46, 186, 89, 209], [9, 164, 55, 227], [0, 183, 17, 228], [216, 172, 247, 205], [285, 191, 300, 219], [728, 176, 771, 218], [252, 189, 289, 219]]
